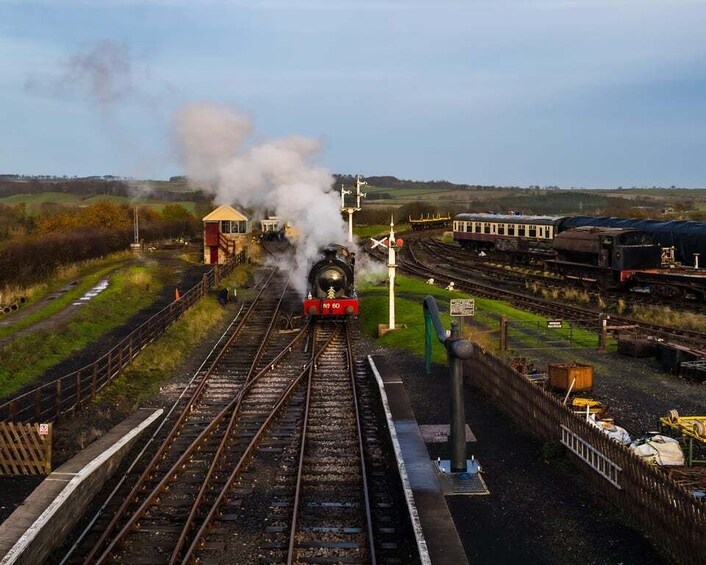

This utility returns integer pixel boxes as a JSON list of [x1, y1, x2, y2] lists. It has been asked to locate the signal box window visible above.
[[221, 220, 248, 234]]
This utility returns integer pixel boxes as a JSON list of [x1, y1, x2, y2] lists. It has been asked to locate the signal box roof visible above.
[[202, 204, 249, 222]]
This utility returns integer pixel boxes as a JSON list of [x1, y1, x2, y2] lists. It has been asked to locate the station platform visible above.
[[369, 354, 469, 565], [0, 408, 162, 565]]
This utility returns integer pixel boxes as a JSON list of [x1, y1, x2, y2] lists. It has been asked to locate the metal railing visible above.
[[0, 251, 246, 423]]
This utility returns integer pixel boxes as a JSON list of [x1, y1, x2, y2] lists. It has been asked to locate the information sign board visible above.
[[450, 299, 475, 317], [547, 320, 563, 329]]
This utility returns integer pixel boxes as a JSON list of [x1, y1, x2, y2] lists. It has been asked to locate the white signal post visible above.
[[340, 175, 366, 243], [370, 217, 403, 336], [388, 216, 397, 330]]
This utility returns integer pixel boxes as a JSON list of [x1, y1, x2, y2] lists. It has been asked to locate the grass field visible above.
[[357, 274, 600, 363], [0, 192, 198, 215], [353, 225, 400, 238]]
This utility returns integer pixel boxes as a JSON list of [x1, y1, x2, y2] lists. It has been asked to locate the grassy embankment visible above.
[[357, 274, 601, 364], [0, 251, 135, 337], [97, 265, 254, 410], [0, 256, 191, 398]]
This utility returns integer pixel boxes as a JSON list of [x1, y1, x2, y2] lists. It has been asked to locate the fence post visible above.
[[34, 389, 42, 420], [598, 313, 608, 352], [55, 379, 62, 420], [91, 363, 98, 399], [9, 400, 17, 421], [500, 316, 508, 351]]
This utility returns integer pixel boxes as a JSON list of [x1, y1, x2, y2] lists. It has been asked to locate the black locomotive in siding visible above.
[[453, 213, 706, 300], [303, 245, 359, 317]]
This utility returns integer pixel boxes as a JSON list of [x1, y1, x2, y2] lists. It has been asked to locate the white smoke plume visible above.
[[173, 101, 349, 295], [25, 40, 142, 118], [25, 40, 170, 184]]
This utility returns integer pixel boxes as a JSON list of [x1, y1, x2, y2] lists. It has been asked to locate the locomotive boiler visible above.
[[303, 245, 359, 317]]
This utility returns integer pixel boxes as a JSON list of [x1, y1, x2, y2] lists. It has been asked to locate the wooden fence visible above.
[[0, 251, 246, 424], [0, 422, 52, 475], [465, 348, 706, 565]]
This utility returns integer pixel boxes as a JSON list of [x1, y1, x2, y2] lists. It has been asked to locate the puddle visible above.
[[72, 279, 109, 306]]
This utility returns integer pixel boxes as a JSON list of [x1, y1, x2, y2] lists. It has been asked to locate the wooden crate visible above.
[[548, 363, 593, 392]]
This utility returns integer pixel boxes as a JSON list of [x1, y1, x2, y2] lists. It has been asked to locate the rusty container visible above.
[[548, 362, 593, 392]]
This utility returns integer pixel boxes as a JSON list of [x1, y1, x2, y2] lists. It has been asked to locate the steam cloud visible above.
[[173, 101, 350, 294], [25, 40, 142, 117]]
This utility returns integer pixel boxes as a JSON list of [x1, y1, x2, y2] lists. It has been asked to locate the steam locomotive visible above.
[[303, 244, 359, 317], [453, 213, 706, 300]]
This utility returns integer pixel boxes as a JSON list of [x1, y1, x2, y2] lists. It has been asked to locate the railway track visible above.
[[418, 237, 706, 314], [367, 236, 706, 350], [59, 269, 419, 564]]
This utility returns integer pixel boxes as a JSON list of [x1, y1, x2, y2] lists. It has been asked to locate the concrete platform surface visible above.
[[369, 355, 469, 565]]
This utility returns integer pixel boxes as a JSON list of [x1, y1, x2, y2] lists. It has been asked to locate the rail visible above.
[[0, 251, 247, 423], [465, 348, 706, 565]]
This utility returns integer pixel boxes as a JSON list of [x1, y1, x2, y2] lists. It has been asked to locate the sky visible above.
[[0, 0, 705, 188]]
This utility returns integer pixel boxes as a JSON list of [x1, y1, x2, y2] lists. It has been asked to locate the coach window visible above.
[[539, 227, 544, 238], [547, 227, 553, 239], [508, 225, 515, 236], [484, 223, 491, 234], [498, 224, 505, 235], [529, 226, 537, 237], [518, 225, 526, 237]]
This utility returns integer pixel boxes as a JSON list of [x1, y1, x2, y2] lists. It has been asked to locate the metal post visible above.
[[448, 320, 467, 472], [423, 297, 474, 473]]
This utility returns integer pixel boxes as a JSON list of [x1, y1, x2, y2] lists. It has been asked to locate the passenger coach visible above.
[[452, 213, 561, 259]]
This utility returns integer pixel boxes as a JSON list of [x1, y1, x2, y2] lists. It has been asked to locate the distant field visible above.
[[0, 193, 198, 215]]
